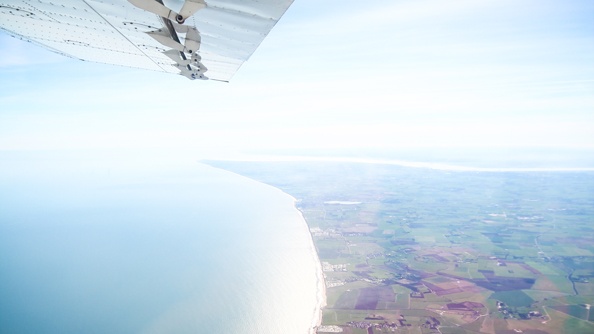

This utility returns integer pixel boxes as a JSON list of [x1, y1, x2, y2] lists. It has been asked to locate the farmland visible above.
[[204, 161, 594, 334]]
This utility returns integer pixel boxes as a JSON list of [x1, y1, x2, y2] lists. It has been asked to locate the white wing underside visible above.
[[0, 0, 294, 81]]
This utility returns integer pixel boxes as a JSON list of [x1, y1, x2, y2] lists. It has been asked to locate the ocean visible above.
[[0, 150, 323, 334]]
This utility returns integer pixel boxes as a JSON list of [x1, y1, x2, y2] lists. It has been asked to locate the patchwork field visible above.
[[205, 161, 594, 334]]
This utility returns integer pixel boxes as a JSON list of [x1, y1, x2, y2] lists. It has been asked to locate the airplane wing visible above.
[[0, 0, 294, 81]]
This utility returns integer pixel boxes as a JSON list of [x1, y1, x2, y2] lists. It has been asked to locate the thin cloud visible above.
[[0, 33, 70, 67]]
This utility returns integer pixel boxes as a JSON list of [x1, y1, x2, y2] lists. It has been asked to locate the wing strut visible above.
[[134, 0, 207, 80]]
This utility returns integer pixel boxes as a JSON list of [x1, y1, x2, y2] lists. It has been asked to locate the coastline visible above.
[[198, 160, 594, 334], [291, 197, 327, 334], [201, 163, 327, 334]]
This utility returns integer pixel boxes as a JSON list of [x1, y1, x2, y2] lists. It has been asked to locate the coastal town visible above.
[[205, 160, 594, 334]]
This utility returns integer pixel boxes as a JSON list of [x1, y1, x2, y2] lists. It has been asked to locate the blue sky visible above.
[[0, 0, 592, 151]]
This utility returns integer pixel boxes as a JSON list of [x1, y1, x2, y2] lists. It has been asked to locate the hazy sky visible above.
[[0, 0, 592, 151]]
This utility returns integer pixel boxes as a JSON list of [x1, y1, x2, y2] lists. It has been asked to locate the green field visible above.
[[489, 290, 535, 307], [205, 160, 594, 334]]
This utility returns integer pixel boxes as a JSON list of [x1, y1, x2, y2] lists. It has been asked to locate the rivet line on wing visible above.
[[80, 0, 167, 72], [0, 25, 78, 59]]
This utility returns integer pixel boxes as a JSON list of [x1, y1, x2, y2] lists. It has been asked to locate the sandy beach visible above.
[[291, 200, 327, 334], [206, 164, 327, 334]]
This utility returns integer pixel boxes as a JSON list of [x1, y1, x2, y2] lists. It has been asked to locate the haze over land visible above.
[[0, 0, 592, 334], [205, 159, 594, 334]]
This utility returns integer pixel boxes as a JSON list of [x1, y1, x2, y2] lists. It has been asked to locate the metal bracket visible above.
[[163, 49, 208, 80], [171, 23, 201, 54], [174, 63, 208, 80], [147, 26, 202, 55], [147, 29, 185, 52], [128, 0, 205, 24]]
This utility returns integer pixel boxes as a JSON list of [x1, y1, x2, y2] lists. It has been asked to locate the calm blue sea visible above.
[[0, 150, 321, 334]]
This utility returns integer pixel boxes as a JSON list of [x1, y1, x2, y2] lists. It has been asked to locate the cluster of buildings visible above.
[[347, 321, 398, 331], [322, 262, 348, 272], [310, 227, 342, 238], [317, 325, 343, 333], [325, 280, 346, 288], [497, 301, 543, 320], [340, 316, 439, 332]]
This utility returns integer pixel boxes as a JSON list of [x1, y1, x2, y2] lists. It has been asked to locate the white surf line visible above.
[[199, 163, 327, 334], [292, 202, 327, 334], [208, 155, 594, 172]]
